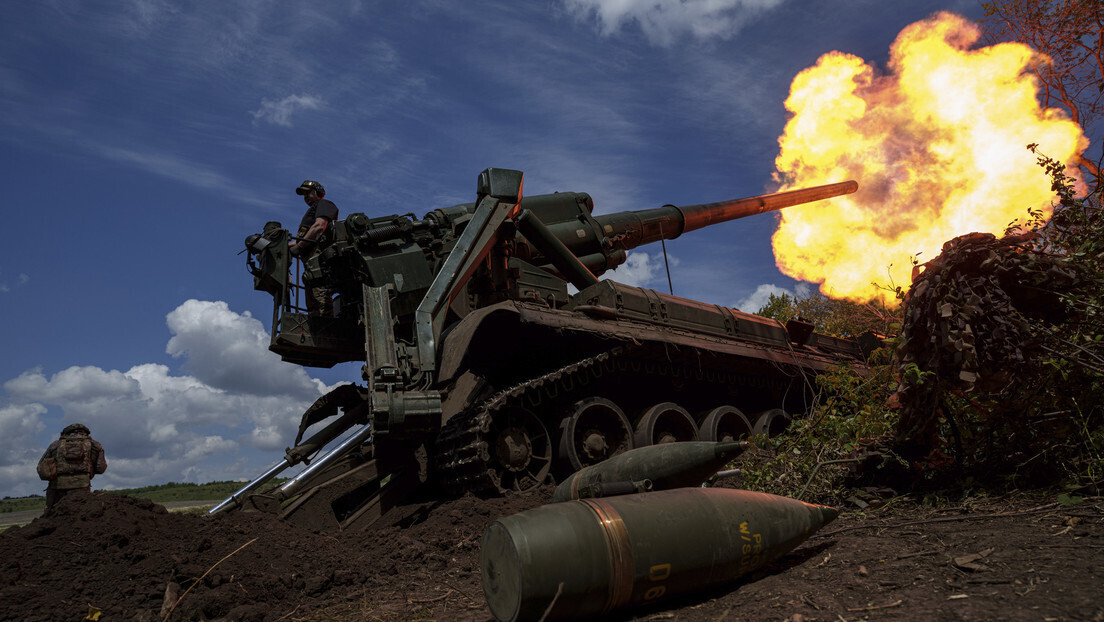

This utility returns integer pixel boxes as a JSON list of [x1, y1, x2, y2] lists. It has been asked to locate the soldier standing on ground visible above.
[[290, 180, 339, 316], [36, 423, 108, 509]]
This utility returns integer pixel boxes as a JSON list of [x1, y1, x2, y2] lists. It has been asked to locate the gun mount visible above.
[[215, 169, 863, 529]]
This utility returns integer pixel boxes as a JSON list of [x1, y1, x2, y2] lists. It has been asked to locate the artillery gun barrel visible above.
[[677, 180, 858, 234], [594, 180, 857, 252]]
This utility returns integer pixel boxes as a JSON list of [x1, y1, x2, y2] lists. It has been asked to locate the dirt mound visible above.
[[0, 489, 542, 621], [1, 488, 1101, 621]]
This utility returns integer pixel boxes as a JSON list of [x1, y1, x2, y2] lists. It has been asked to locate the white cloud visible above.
[[250, 94, 325, 127], [0, 271, 30, 294], [603, 251, 680, 288], [4, 366, 141, 403], [247, 425, 285, 450], [182, 435, 239, 462], [0, 403, 47, 464], [165, 299, 325, 397], [734, 282, 811, 313], [562, 0, 786, 46]]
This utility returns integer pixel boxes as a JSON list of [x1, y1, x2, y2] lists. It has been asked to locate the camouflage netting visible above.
[[891, 231, 1083, 466]]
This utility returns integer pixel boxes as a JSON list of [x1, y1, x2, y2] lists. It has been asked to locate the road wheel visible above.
[[634, 402, 699, 447], [752, 408, 792, 437], [698, 405, 753, 442], [489, 406, 552, 492], [558, 397, 634, 473]]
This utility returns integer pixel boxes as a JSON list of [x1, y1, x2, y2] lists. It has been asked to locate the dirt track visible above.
[[1, 488, 1101, 621], [0, 509, 41, 529]]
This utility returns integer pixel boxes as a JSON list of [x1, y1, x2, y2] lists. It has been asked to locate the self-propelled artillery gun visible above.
[[211, 169, 865, 530]]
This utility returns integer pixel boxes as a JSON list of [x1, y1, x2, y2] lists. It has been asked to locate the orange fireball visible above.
[[772, 11, 1088, 304]]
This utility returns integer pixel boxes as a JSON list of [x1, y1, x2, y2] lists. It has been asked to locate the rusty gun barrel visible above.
[[676, 180, 858, 234], [594, 180, 858, 252]]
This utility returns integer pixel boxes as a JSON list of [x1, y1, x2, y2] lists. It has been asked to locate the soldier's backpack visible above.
[[54, 436, 93, 489]]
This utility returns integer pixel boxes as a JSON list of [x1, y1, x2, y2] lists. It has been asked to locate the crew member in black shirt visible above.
[[291, 180, 339, 315]]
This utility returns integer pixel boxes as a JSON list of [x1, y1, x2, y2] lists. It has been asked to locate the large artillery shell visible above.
[[481, 487, 838, 622], [552, 441, 747, 502]]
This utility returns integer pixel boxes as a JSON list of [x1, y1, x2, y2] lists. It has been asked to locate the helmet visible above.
[[62, 423, 90, 436], [295, 180, 325, 196]]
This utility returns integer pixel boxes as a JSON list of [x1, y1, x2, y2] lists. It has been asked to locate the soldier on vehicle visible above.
[[36, 423, 108, 509], [290, 180, 339, 316]]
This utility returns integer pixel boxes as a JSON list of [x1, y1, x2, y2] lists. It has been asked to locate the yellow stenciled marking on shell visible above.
[[644, 562, 672, 601]]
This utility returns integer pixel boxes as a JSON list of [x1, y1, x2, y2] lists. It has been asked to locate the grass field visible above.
[[0, 480, 283, 513]]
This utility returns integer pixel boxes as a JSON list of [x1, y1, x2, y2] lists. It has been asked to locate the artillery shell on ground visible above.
[[552, 440, 747, 502], [481, 487, 838, 622]]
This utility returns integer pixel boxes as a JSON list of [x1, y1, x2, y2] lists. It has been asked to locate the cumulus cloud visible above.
[[92, 435, 246, 490], [0, 403, 47, 463], [562, 0, 786, 46], [734, 282, 811, 313], [5, 366, 141, 403], [603, 251, 679, 288], [250, 93, 324, 127], [166, 299, 325, 397], [0, 300, 334, 496]]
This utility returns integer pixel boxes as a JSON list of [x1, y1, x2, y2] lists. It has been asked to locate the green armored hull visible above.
[[215, 169, 865, 530]]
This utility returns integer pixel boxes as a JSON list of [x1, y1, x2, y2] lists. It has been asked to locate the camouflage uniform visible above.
[[293, 180, 339, 316], [37, 424, 108, 509], [297, 220, 334, 316]]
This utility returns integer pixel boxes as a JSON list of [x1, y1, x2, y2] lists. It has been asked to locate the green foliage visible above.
[[741, 291, 904, 503], [103, 480, 258, 502], [738, 362, 900, 503], [1057, 493, 1084, 506], [755, 290, 899, 338], [894, 150, 1104, 489], [0, 496, 46, 513], [900, 362, 933, 386], [755, 292, 795, 323]]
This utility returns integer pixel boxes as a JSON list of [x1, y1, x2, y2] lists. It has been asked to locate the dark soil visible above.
[[0, 487, 1101, 621]]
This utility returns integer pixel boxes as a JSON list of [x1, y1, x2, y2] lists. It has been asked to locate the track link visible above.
[[434, 348, 624, 494]]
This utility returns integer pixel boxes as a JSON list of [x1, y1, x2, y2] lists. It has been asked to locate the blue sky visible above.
[[0, 0, 988, 497]]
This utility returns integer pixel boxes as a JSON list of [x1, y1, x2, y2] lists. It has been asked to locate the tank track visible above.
[[433, 340, 816, 495], [434, 347, 626, 495]]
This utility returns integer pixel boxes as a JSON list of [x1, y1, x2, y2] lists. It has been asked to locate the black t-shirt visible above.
[[299, 198, 339, 231]]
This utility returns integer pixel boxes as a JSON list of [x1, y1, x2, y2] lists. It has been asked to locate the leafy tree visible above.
[[982, 0, 1103, 193], [754, 292, 795, 323]]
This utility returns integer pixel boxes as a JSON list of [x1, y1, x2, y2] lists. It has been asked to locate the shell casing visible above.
[[481, 487, 838, 622], [552, 441, 748, 502]]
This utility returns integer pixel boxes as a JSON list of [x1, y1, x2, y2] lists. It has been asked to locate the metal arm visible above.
[[413, 168, 524, 379]]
